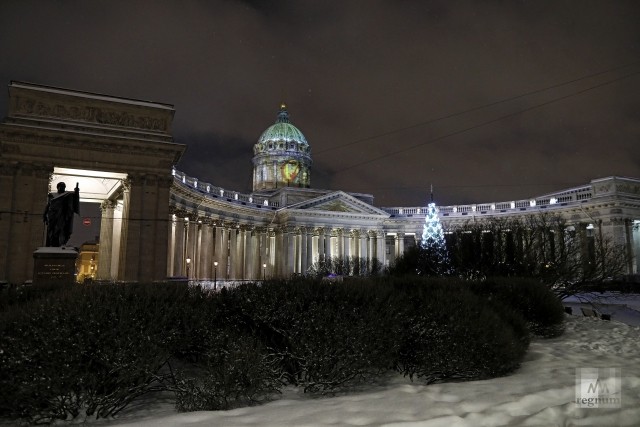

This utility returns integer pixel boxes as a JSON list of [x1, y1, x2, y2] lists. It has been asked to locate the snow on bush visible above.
[[0, 277, 563, 423]]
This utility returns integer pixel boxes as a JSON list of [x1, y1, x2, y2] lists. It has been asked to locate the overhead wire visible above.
[[329, 67, 640, 174], [314, 60, 640, 156]]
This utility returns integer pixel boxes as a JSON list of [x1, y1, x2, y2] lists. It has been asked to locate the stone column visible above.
[[342, 229, 351, 261], [117, 178, 132, 280], [167, 211, 175, 277], [337, 229, 345, 260], [275, 228, 285, 277], [229, 226, 238, 280], [244, 227, 252, 280], [214, 224, 229, 280], [293, 231, 307, 273], [286, 227, 296, 276], [97, 200, 115, 280], [250, 228, 260, 280], [238, 227, 247, 279], [368, 230, 376, 263], [350, 231, 357, 258], [395, 232, 405, 259], [268, 229, 276, 278], [316, 228, 325, 261], [301, 227, 310, 274], [199, 220, 213, 279], [185, 217, 198, 279], [360, 230, 368, 261], [240, 226, 251, 280], [193, 221, 202, 280], [110, 199, 124, 276], [324, 228, 333, 259], [376, 230, 386, 267]]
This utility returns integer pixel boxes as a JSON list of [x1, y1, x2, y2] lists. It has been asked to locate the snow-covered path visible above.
[[94, 314, 640, 427]]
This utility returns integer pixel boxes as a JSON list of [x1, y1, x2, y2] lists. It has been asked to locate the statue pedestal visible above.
[[33, 247, 78, 286]]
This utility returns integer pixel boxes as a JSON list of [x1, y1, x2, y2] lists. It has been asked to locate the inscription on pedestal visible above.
[[33, 247, 78, 286]]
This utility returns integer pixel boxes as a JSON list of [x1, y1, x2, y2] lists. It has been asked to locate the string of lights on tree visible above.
[[420, 186, 451, 275]]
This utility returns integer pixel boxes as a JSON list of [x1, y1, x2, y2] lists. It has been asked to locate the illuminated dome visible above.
[[252, 104, 312, 191], [258, 104, 309, 146]]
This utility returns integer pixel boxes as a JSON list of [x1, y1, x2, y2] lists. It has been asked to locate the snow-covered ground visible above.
[[88, 294, 640, 427]]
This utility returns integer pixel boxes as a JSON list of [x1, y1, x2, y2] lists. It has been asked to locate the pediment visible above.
[[285, 191, 389, 216]]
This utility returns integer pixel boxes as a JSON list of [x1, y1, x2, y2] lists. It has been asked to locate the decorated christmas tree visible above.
[[419, 188, 450, 275]]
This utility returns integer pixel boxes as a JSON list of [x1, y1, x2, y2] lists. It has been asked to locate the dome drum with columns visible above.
[[252, 104, 312, 191]]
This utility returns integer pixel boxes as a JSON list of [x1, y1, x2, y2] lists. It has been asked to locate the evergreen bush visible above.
[[174, 334, 284, 411], [468, 277, 565, 337], [222, 279, 400, 394], [1, 277, 557, 423], [377, 277, 529, 383], [0, 283, 198, 423]]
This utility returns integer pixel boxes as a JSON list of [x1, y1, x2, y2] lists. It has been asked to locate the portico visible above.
[[0, 82, 185, 284]]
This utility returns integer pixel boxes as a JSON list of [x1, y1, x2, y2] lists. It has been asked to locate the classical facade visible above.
[[1, 82, 639, 285], [168, 106, 640, 283]]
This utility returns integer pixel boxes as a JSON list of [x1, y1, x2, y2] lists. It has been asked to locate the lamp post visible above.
[[186, 258, 191, 281], [214, 261, 218, 290], [262, 263, 267, 281]]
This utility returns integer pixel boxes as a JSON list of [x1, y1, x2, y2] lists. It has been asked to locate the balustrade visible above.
[[174, 169, 601, 221], [173, 169, 279, 207]]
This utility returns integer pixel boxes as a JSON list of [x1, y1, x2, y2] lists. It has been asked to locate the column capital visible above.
[[121, 177, 132, 191], [254, 226, 268, 233], [169, 206, 190, 219], [280, 225, 296, 234], [239, 223, 255, 232], [100, 199, 117, 212], [186, 211, 199, 222], [199, 216, 215, 226]]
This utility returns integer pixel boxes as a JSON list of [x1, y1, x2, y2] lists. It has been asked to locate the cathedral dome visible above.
[[257, 104, 309, 147], [252, 104, 312, 191]]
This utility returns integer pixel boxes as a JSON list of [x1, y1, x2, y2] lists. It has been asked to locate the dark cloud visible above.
[[1, 0, 639, 207]]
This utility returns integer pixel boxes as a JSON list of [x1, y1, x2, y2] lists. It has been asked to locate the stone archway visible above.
[[0, 81, 186, 284]]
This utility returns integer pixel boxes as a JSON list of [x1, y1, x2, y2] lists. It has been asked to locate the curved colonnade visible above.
[[168, 170, 640, 283]]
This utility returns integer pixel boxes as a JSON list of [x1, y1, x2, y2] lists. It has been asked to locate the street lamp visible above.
[[186, 258, 191, 280], [263, 263, 267, 281], [214, 261, 218, 290]]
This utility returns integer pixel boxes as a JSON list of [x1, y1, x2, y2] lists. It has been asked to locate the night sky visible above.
[[1, 0, 639, 207]]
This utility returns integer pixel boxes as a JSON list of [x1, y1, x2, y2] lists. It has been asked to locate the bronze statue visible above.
[[43, 182, 80, 247]]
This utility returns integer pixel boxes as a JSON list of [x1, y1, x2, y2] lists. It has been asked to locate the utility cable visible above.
[[314, 60, 640, 156], [331, 69, 640, 174]]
